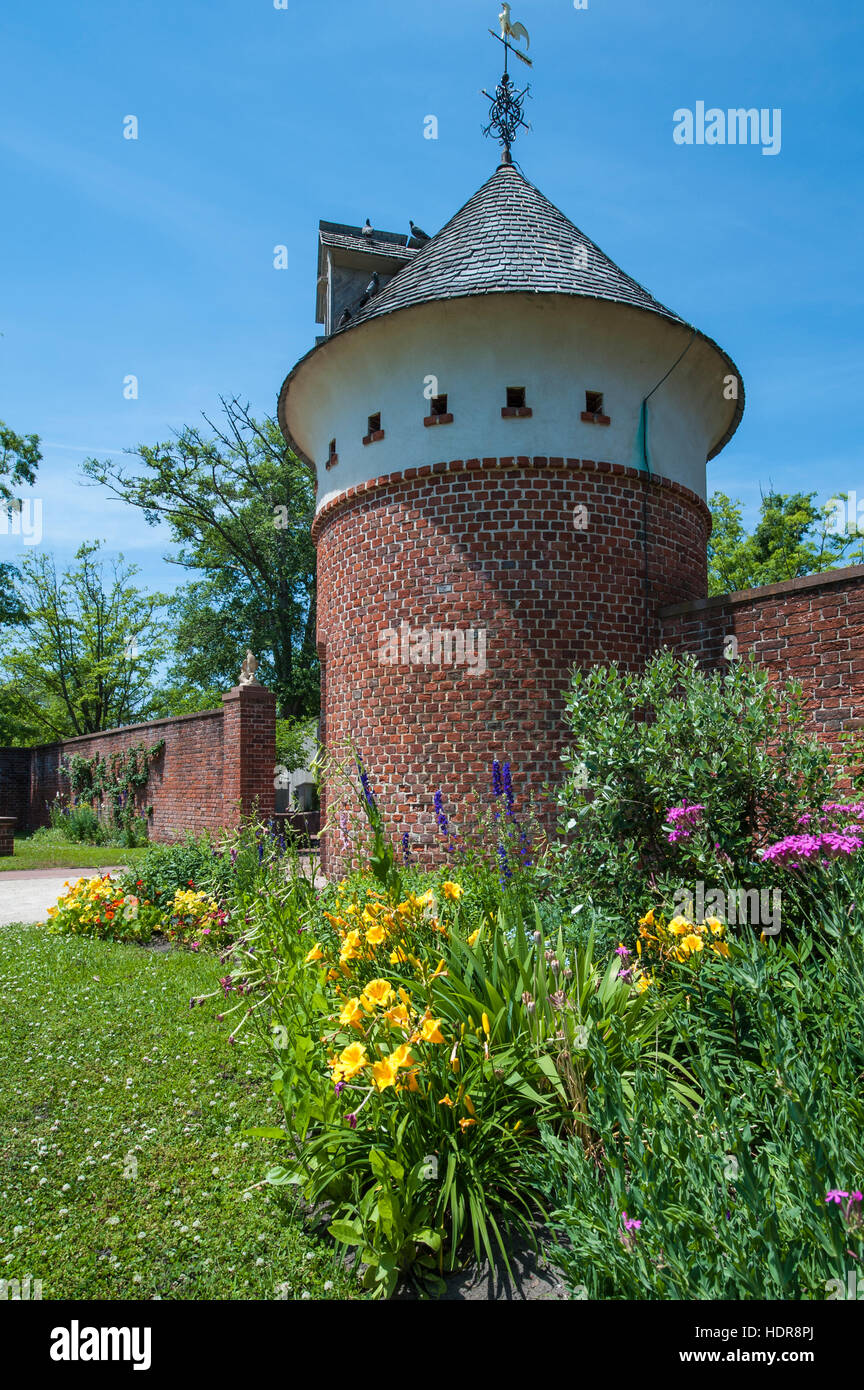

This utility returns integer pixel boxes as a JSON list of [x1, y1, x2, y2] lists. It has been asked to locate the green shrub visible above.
[[552, 649, 834, 919]]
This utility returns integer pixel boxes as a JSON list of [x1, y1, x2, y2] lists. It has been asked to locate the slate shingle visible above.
[[346, 162, 685, 329]]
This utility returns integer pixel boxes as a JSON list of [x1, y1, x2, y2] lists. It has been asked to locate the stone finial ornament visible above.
[[239, 650, 260, 686]]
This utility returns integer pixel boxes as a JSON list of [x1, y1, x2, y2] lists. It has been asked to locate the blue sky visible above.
[[1, 0, 862, 593]]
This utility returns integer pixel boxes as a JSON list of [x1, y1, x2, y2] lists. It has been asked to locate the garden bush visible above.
[[553, 649, 835, 920]]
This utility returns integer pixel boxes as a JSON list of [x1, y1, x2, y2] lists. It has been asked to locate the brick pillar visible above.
[[221, 681, 277, 827]]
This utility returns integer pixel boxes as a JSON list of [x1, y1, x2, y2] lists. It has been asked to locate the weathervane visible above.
[[482, 5, 532, 163]]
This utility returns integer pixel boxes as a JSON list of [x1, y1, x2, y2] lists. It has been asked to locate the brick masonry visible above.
[[0, 683, 276, 841], [659, 565, 864, 746], [313, 455, 711, 873]]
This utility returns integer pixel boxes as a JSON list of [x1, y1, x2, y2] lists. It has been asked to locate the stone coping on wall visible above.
[[310, 456, 713, 544], [659, 563, 864, 620]]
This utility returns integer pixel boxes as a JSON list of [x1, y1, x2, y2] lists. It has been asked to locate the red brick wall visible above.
[[659, 565, 864, 744], [0, 683, 276, 840], [313, 455, 710, 871]]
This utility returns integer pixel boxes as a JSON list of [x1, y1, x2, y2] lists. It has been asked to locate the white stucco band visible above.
[[279, 294, 741, 513]]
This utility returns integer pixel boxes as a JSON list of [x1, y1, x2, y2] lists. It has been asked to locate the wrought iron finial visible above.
[[483, 7, 532, 162]]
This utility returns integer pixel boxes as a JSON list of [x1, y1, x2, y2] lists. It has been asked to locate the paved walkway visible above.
[[0, 867, 126, 926], [0, 861, 326, 926]]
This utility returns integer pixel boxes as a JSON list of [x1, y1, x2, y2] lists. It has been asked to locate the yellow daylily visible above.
[[363, 978, 395, 1009], [339, 929, 363, 962], [390, 1042, 415, 1070], [421, 1017, 446, 1044], [332, 1042, 369, 1081], [370, 1055, 400, 1091], [304, 943, 324, 964], [339, 997, 365, 1028], [667, 916, 693, 936], [680, 933, 705, 955], [441, 881, 464, 901], [383, 1003, 412, 1031]]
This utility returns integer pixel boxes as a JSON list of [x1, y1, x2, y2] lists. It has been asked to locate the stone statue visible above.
[[239, 650, 260, 686]]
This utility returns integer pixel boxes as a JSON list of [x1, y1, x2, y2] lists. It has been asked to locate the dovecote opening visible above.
[[325, 438, 338, 470], [424, 393, 453, 427], [502, 386, 532, 419], [582, 391, 611, 425], [363, 412, 384, 446]]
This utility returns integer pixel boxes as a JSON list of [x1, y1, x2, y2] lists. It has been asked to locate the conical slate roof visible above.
[[347, 161, 686, 330]]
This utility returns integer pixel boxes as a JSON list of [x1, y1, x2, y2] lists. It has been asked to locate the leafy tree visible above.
[[0, 419, 41, 504], [1, 419, 42, 639], [708, 489, 864, 596], [0, 542, 168, 740], [83, 399, 318, 719]]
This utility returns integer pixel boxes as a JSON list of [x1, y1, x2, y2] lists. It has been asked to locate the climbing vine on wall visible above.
[[60, 741, 165, 833]]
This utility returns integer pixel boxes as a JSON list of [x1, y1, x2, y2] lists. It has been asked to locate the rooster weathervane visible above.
[[482, 6, 533, 162]]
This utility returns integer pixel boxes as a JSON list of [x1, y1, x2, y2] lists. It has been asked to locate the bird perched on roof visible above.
[[409, 220, 430, 244], [361, 218, 373, 238], [364, 271, 380, 297], [499, 4, 530, 50], [337, 307, 353, 328]]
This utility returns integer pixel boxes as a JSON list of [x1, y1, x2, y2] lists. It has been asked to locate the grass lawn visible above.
[[0, 839, 151, 872], [0, 923, 357, 1300]]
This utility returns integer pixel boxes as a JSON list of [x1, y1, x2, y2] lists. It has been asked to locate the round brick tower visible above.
[[277, 163, 744, 871]]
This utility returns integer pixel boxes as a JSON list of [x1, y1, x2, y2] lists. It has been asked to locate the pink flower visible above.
[[826, 1189, 849, 1204], [760, 832, 863, 866], [665, 801, 705, 845]]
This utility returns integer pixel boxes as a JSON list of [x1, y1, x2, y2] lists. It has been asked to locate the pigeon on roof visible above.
[[409, 220, 431, 243], [362, 219, 374, 238]]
